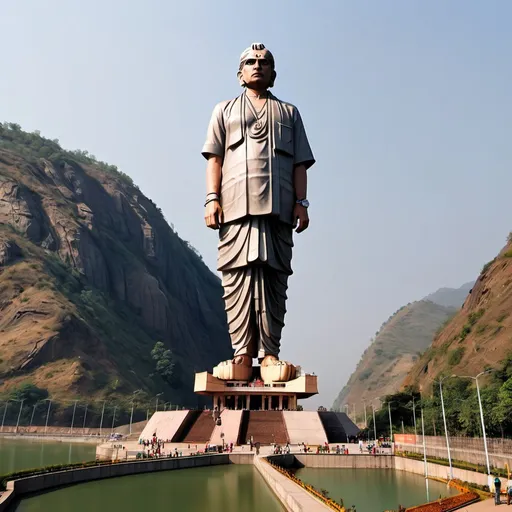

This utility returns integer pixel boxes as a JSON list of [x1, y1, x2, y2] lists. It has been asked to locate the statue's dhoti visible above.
[[218, 216, 293, 360]]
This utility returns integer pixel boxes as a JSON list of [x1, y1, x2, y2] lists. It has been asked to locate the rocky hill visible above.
[[332, 300, 457, 412], [0, 123, 231, 407], [404, 236, 512, 392], [424, 281, 474, 309]]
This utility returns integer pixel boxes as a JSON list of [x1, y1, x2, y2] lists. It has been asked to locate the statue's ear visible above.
[[269, 70, 277, 88], [237, 71, 245, 87]]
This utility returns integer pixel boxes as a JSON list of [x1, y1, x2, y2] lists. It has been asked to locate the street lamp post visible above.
[[363, 400, 368, 428], [130, 390, 142, 436], [421, 406, 430, 502], [437, 376, 453, 480], [99, 401, 106, 437], [70, 400, 78, 435], [388, 402, 393, 443], [1, 401, 9, 432], [155, 393, 163, 413], [44, 399, 52, 435], [111, 405, 117, 434], [82, 404, 88, 433], [372, 404, 377, 442], [456, 370, 493, 479], [15, 399, 25, 433], [412, 396, 417, 437], [30, 403, 37, 429]]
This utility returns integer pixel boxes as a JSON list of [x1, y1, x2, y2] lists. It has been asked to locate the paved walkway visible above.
[[465, 497, 507, 510]]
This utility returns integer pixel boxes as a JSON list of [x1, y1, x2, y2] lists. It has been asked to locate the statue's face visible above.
[[240, 49, 273, 89]]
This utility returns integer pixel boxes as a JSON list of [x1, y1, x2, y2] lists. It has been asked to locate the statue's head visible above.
[[237, 42, 276, 89]]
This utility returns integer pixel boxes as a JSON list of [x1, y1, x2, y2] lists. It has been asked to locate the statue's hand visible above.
[[205, 200, 223, 230], [293, 204, 309, 233]]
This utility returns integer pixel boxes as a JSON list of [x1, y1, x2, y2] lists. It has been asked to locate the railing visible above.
[[263, 458, 345, 511]]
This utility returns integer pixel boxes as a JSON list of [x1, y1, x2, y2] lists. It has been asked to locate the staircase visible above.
[[245, 411, 289, 445], [209, 410, 243, 446], [181, 411, 216, 444]]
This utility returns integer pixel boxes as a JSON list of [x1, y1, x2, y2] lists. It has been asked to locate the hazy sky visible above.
[[2, 1, 511, 409]]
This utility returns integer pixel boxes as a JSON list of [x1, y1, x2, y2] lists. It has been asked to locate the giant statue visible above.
[[202, 43, 315, 382]]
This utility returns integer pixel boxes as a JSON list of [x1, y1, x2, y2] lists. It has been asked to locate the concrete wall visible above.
[[283, 412, 328, 446], [394, 434, 512, 468], [269, 454, 394, 469], [395, 441, 512, 469]]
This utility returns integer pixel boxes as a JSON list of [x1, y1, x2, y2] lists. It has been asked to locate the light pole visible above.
[[363, 400, 368, 428], [421, 406, 429, 502], [99, 401, 106, 437], [15, 399, 25, 433], [82, 404, 88, 433], [155, 392, 163, 413], [456, 370, 493, 479], [70, 400, 78, 435], [1, 401, 9, 432], [30, 402, 38, 429], [111, 405, 117, 434], [44, 399, 52, 434], [130, 390, 142, 435], [388, 401, 393, 442], [437, 375, 453, 480], [412, 396, 417, 437], [372, 404, 377, 442]]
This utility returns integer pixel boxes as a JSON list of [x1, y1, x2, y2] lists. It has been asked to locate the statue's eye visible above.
[[259, 59, 269, 66], [245, 59, 256, 66]]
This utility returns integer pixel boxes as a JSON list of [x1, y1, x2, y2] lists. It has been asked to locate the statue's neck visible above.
[[245, 87, 269, 99]]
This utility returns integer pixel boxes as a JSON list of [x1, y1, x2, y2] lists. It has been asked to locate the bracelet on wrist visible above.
[[204, 197, 220, 207]]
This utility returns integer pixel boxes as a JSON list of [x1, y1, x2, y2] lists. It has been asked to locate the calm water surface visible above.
[[296, 468, 458, 511], [0, 438, 96, 474], [14, 465, 284, 512]]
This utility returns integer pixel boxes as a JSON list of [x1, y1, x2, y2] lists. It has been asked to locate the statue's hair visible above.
[[237, 42, 276, 88]]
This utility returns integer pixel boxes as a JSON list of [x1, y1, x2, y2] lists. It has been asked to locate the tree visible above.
[[8, 382, 48, 405], [151, 342, 178, 387]]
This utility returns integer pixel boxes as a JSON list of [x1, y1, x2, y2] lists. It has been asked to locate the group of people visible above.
[[493, 476, 512, 506]]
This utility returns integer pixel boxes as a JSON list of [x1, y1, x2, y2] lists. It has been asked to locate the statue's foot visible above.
[[260, 355, 296, 383], [213, 355, 253, 381]]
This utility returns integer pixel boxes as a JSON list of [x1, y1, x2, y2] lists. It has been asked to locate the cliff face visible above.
[[332, 300, 457, 411], [405, 239, 512, 392], [0, 138, 230, 403]]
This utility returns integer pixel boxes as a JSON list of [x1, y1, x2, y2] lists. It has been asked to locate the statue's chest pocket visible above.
[[276, 122, 294, 157]]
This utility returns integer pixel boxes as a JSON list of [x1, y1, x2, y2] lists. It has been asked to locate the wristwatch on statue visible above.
[[296, 198, 309, 208]]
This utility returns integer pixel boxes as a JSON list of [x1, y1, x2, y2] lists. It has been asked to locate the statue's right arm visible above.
[[204, 155, 223, 230]]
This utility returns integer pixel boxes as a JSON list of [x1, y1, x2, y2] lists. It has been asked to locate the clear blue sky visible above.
[[2, 1, 511, 409]]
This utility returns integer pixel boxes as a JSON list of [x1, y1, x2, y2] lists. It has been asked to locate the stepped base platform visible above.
[[194, 367, 318, 411]]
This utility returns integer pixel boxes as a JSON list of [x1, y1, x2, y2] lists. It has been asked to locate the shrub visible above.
[[481, 259, 496, 274], [448, 347, 465, 366], [359, 369, 372, 381]]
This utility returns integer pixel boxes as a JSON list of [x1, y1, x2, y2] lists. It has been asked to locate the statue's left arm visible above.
[[292, 109, 315, 233]]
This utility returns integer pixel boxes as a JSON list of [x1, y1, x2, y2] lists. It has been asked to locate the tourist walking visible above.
[[495, 476, 502, 505]]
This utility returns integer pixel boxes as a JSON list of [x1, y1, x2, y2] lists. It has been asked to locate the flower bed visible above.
[[405, 491, 479, 512]]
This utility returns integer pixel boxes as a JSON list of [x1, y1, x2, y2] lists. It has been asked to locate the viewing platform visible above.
[[194, 367, 318, 410]]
